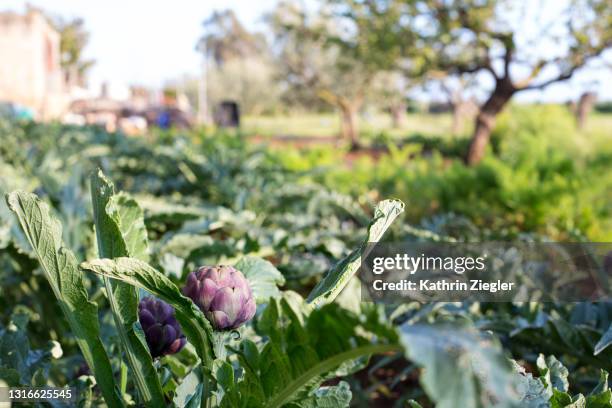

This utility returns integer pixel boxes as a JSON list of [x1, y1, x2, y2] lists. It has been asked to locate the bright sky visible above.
[[3, 0, 277, 92], [3, 0, 611, 102]]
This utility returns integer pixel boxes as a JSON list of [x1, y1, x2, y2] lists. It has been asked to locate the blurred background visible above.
[[0, 2, 611, 405], [0, 0, 610, 135], [1, 0, 611, 241]]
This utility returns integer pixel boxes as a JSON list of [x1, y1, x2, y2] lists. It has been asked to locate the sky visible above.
[[2, 0, 611, 102], [3, 0, 277, 94]]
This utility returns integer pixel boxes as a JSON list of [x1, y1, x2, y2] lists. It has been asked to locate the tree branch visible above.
[[520, 42, 611, 90]]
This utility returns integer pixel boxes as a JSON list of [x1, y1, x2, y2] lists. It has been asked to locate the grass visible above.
[[243, 109, 611, 143], [242, 112, 459, 139]]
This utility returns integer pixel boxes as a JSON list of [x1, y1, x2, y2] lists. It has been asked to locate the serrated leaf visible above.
[[90, 170, 163, 406], [235, 256, 285, 303], [284, 381, 352, 408], [5, 191, 124, 408], [537, 354, 569, 393], [307, 199, 404, 307], [106, 192, 150, 262], [512, 360, 550, 407]]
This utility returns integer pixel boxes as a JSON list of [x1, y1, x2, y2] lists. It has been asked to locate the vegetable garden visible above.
[[0, 117, 610, 407]]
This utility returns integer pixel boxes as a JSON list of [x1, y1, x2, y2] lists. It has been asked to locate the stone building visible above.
[[0, 7, 66, 119]]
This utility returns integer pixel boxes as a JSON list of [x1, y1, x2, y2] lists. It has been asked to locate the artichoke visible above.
[[138, 297, 186, 358], [183, 265, 256, 330]]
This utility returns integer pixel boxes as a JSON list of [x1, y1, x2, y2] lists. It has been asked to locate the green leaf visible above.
[[284, 381, 352, 408], [215, 360, 235, 391], [90, 170, 164, 407], [307, 199, 404, 307], [594, 324, 612, 356], [586, 371, 612, 407], [173, 368, 204, 408], [537, 354, 569, 393], [0, 368, 20, 387], [590, 370, 610, 396], [106, 192, 150, 262], [5, 191, 124, 408], [0, 311, 55, 387], [235, 256, 285, 303], [586, 390, 612, 408], [80, 257, 214, 367], [550, 389, 579, 408], [512, 360, 550, 407], [399, 323, 520, 408]]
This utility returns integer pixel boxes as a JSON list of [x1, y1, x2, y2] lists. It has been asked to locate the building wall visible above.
[[0, 9, 66, 119]]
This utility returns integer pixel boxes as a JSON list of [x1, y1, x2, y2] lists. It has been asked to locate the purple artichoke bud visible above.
[[182, 265, 256, 330], [138, 297, 186, 358]]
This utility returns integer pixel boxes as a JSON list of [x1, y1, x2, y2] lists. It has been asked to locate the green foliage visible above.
[[51, 17, 95, 84], [6, 191, 124, 407], [218, 295, 400, 407], [515, 355, 611, 407], [235, 256, 285, 303], [595, 103, 612, 114], [1, 119, 610, 407], [304, 105, 612, 240], [0, 310, 59, 387], [399, 323, 519, 408], [90, 170, 164, 406], [307, 199, 404, 307]]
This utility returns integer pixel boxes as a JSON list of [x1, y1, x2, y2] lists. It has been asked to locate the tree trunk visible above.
[[466, 84, 514, 165], [576, 92, 596, 130], [450, 102, 463, 136], [390, 103, 406, 128], [339, 104, 360, 149]]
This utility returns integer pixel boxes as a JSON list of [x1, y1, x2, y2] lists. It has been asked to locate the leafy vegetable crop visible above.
[[0, 120, 610, 407]]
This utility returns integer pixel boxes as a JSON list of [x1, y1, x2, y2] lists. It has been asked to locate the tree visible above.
[[207, 58, 281, 115], [575, 91, 597, 129], [434, 74, 479, 136], [408, 0, 611, 164], [269, 1, 405, 147], [199, 10, 267, 67], [196, 10, 279, 116], [372, 71, 412, 128], [52, 18, 95, 86], [338, 0, 611, 163]]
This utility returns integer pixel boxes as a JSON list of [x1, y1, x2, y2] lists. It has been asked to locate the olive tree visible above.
[[335, 0, 611, 163], [433, 73, 479, 135], [410, 0, 611, 163], [371, 70, 414, 128], [196, 10, 281, 115], [270, 1, 403, 147], [47, 16, 95, 86]]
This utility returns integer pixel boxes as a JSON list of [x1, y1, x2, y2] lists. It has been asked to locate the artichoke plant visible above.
[[138, 297, 186, 358], [183, 265, 256, 330]]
